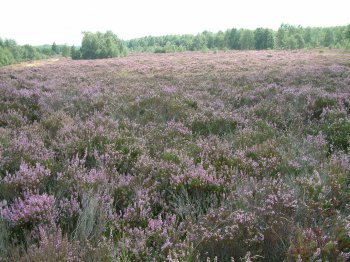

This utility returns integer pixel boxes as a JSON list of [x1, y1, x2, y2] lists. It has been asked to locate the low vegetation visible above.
[[0, 50, 350, 261]]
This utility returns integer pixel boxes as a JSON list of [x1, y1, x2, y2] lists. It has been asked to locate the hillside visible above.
[[1, 50, 350, 261]]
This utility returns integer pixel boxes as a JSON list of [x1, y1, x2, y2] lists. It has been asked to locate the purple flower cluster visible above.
[[1, 162, 51, 191], [1, 192, 56, 226]]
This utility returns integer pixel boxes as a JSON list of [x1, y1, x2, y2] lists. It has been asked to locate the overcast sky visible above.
[[1, 0, 349, 45]]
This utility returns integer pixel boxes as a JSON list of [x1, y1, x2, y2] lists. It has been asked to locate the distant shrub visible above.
[[0, 46, 15, 66]]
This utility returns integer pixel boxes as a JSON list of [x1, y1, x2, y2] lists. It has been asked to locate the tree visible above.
[[239, 29, 255, 50], [70, 45, 81, 60], [254, 28, 274, 50], [51, 42, 59, 54], [303, 27, 312, 47], [191, 34, 206, 51], [79, 31, 127, 59], [61, 45, 70, 57], [0, 46, 15, 66], [323, 29, 334, 47], [214, 31, 226, 49], [225, 28, 240, 49], [295, 34, 305, 49], [344, 24, 350, 39], [22, 45, 38, 60]]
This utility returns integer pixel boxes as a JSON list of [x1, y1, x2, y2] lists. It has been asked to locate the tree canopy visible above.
[[78, 31, 127, 60]]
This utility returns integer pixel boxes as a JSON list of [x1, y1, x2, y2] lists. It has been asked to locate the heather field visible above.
[[1, 50, 350, 261]]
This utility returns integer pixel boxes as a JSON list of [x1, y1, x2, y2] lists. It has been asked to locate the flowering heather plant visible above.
[[1, 161, 51, 193], [23, 226, 82, 262], [57, 154, 109, 192], [1, 192, 57, 238], [1, 50, 350, 260], [187, 208, 264, 261]]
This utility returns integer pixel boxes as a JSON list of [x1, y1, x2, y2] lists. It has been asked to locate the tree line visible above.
[[0, 38, 73, 67], [1, 24, 350, 66], [127, 24, 350, 52]]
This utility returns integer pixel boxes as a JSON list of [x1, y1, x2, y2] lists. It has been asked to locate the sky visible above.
[[1, 0, 349, 46]]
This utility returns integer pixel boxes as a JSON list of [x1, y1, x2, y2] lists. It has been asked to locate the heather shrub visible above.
[[250, 178, 297, 260], [126, 96, 189, 124], [191, 117, 237, 137], [168, 185, 222, 220], [188, 208, 264, 261], [235, 121, 277, 148], [118, 214, 185, 261], [40, 110, 71, 139], [309, 95, 338, 119], [145, 121, 192, 157], [0, 86, 43, 123], [0, 109, 28, 128], [234, 140, 282, 178], [277, 133, 328, 175], [21, 227, 82, 262], [0, 162, 52, 200], [1, 50, 350, 260], [288, 225, 350, 261], [0, 124, 54, 175], [1, 193, 57, 241], [57, 154, 108, 191], [322, 117, 350, 152]]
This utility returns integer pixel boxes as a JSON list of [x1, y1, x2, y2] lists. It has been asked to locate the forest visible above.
[[1, 24, 350, 66]]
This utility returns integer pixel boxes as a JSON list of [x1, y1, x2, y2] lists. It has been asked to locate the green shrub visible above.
[[191, 118, 237, 137], [322, 118, 350, 152], [310, 96, 337, 119]]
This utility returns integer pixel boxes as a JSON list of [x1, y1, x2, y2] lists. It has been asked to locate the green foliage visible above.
[[51, 42, 59, 54], [323, 29, 334, 47], [0, 37, 56, 66], [322, 118, 350, 152], [191, 118, 237, 137], [254, 28, 274, 49], [60, 45, 70, 57], [239, 29, 255, 50], [226, 28, 240, 49], [310, 96, 337, 119], [22, 45, 39, 60], [70, 45, 81, 60], [0, 46, 15, 66], [79, 31, 127, 60], [345, 24, 350, 39]]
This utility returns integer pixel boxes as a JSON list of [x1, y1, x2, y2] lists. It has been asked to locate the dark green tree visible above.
[[51, 42, 59, 54], [323, 29, 334, 47], [295, 34, 305, 49], [70, 45, 81, 60], [239, 29, 255, 50], [61, 45, 70, 57], [225, 28, 240, 49], [254, 28, 274, 49], [344, 24, 350, 39]]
